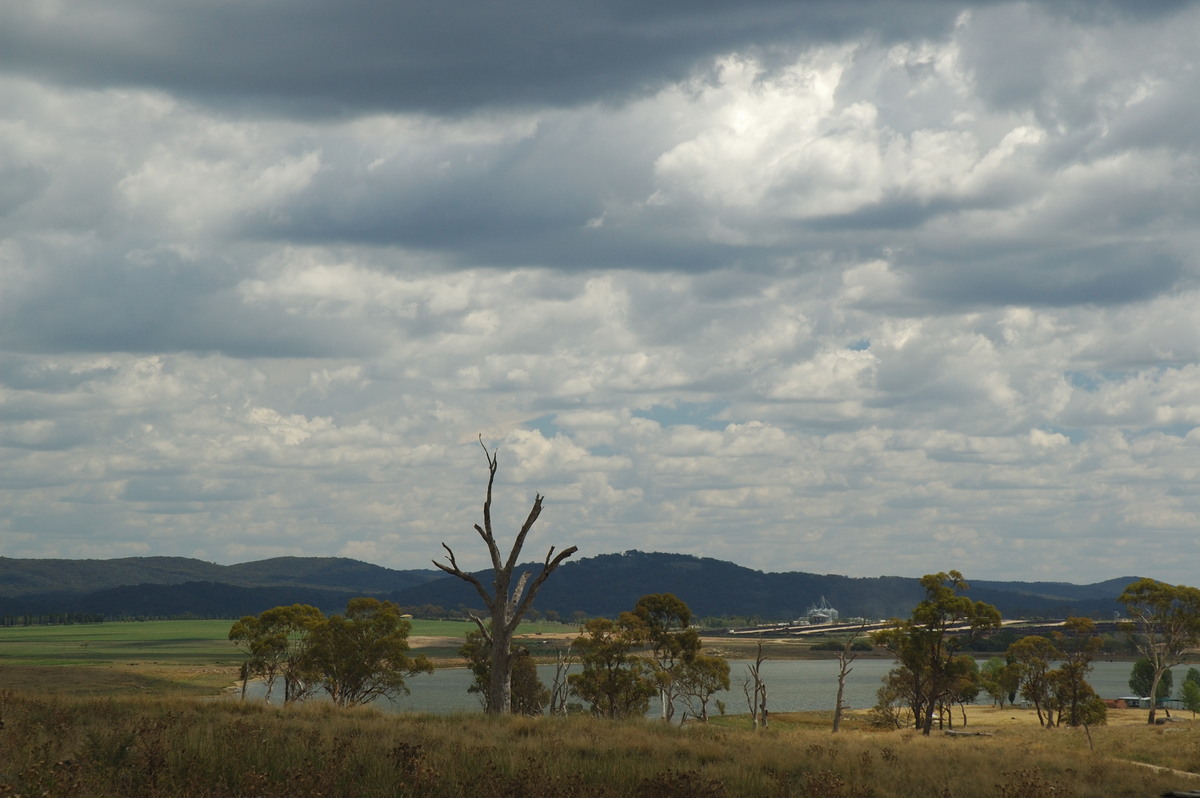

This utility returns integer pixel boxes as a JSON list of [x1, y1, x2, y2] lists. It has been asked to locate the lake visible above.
[[243, 657, 1180, 716]]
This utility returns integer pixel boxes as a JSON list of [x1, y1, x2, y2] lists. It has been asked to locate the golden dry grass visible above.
[[0, 687, 1197, 797], [0, 663, 238, 696], [2, 631, 1198, 798]]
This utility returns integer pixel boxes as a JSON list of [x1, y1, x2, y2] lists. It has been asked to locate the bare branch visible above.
[[503, 493, 545, 574], [509, 544, 579, 633], [477, 438, 504, 574], [432, 542, 492, 607], [508, 571, 532, 617], [469, 613, 492, 644]]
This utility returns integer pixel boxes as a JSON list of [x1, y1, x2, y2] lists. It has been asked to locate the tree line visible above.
[[229, 574, 1200, 729], [0, 612, 106, 626], [230, 444, 1200, 731], [868, 571, 1200, 734], [230, 591, 730, 722]]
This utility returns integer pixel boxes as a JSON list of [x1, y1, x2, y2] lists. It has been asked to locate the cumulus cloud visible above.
[[0, 1, 1199, 583]]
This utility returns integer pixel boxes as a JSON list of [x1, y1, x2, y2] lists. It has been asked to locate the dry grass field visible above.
[[3, 622, 1199, 796], [1, 680, 1198, 797]]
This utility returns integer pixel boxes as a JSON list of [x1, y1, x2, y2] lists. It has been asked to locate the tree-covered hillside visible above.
[[0, 551, 1135, 622]]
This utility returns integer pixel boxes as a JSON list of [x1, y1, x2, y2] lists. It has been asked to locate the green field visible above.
[[0, 618, 572, 669], [0, 618, 484, 696], [0, 620, 239, 667]]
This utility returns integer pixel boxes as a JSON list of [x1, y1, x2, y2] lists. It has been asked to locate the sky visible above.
[[1, 1, 1198, 584]]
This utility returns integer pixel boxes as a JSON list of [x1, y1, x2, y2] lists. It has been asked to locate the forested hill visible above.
[[0, 555, 439, 598], [0, 551, 1136, 622], [0, 556, 442, 619], [388, 551, 1135, 621]]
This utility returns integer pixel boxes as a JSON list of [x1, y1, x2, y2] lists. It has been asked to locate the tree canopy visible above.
[[872, 571, 1001, 735], [229, 603, 324, 703], [569, 615, 657, 719], [230, 599, 431, 708], [1118, 578, 1200, 724]]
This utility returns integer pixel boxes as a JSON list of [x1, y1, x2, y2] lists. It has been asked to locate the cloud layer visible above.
[[1, 1, 1199, 583]]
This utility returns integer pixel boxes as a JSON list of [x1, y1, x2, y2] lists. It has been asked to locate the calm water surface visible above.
[[245, 658, 1169, 715]]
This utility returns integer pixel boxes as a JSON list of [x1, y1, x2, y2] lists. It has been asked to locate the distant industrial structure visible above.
[[725, 613, 1129, 639], [804, 596, 839, 625]]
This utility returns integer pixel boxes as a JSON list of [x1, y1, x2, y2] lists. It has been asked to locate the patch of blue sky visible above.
[[1065, 370, 1104, 392], [1065, 369, 1162, 392], [1146, 423, 1196, 438], [525, 414, 562, 439], [634, 401, 729, 430], [1036, 424, 1079, 443], [847, 339, 870, 351], [522, 416, 633, 455]]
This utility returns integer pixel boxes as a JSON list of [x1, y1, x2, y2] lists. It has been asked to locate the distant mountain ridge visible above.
[[389, 551, 1135, 620], [0, 551, 1138, 621], [0, 555, 440, 598], [0, 555, 442, 617]]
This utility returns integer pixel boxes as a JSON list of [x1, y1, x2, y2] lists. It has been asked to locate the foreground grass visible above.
[[0, 693, 1196, 797]]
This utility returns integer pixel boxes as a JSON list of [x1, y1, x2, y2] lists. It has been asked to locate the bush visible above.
[[810, 641, 872, 652]]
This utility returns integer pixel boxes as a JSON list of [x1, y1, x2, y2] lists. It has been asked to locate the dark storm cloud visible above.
[[241, 170, 754, 272], [805, 196, 963, 233], [0, 0, 1178, 116], [243, 153, 600, 252], [0, 163, 50, 217], [0, 249, 370, 358], [905, 244, 1185, 308]]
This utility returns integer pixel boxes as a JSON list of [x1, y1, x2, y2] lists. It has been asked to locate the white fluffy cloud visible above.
[[1, 2, 1199, 583]]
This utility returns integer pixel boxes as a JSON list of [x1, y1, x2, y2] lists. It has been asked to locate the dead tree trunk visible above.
[[744, 637, 768, 730], [548, 643, 575, 715], [434, 439, 577, 714], [832, 622, 868, 733]]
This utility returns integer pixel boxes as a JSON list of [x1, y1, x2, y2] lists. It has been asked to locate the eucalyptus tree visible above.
[[569, 615, 657, 718], [1008, 635, 1058, 727], [980, 656, 1020, 708], [1051, 617, 1105, 727], [229, 603, 323, 704], [433, 439, 577, 715], [304, 597, 433, 708], [1119, 578, 1200, 724], [676, 654, 730, 723], [632, 593, 701, 722], [1182, 669, 1200, 718], [872, 571, 1001, 735], [1128, 658, 1173, 703]]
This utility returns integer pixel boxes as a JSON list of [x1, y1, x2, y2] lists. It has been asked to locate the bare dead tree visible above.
[[548, 642, 576, 715], [743, 636, 768, 730], [433, 439, 577, 714], [832, 620, 870, 733]]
